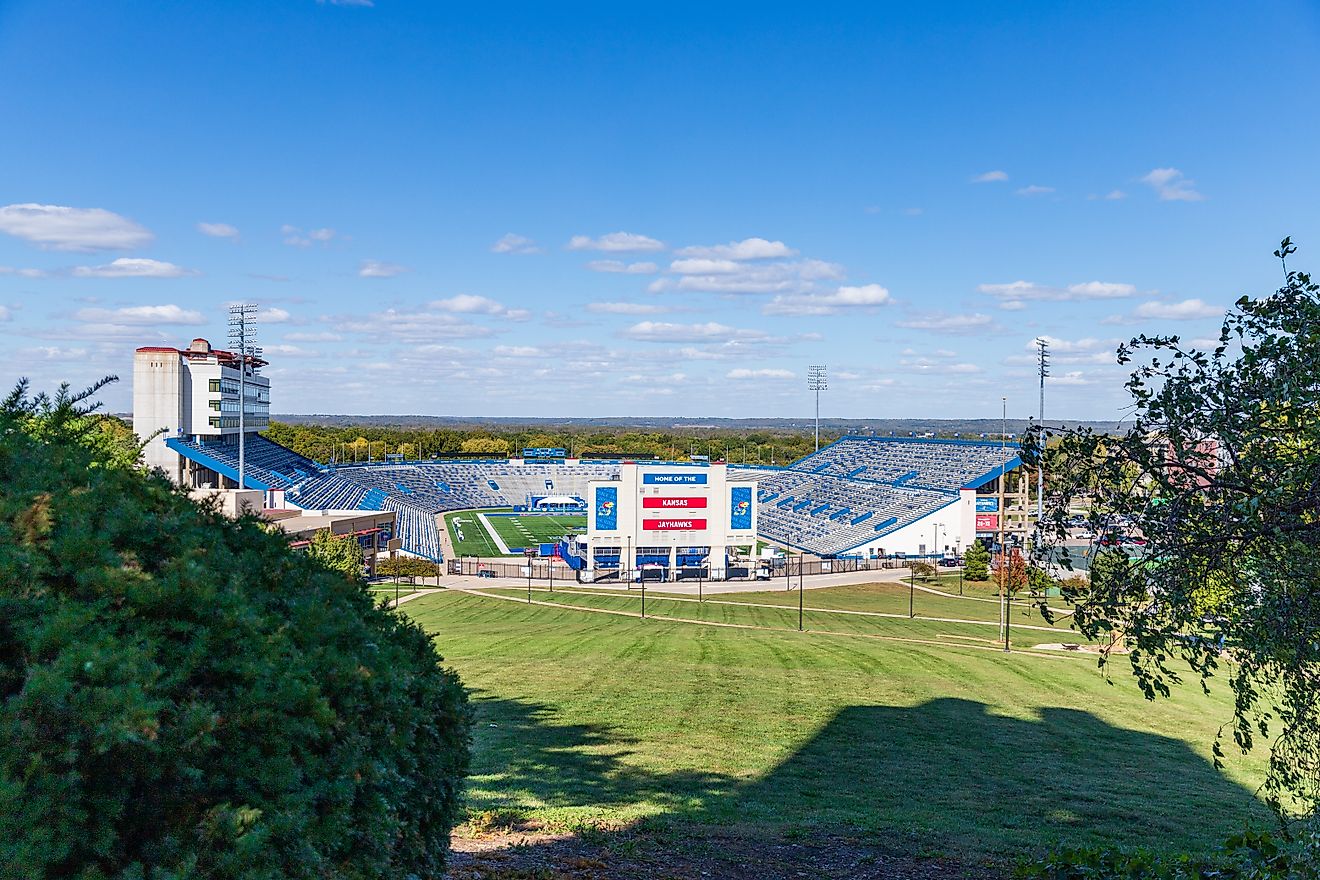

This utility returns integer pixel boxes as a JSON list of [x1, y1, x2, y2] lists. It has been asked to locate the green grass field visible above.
[[404, 586, 1272, 861], [486, 512, 586, 551], [444, 509, 586, 557]]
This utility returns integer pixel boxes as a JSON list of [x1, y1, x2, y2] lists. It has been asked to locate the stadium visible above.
[[135, 338, 1030, 579]]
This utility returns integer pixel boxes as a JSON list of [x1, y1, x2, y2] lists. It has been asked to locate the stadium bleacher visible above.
[[731, 437, 1017, 555], [166, 435, 319, 490], [285, 461, 622, 560]]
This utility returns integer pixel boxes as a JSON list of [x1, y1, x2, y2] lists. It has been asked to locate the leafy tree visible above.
[[1026, 240, 1320, 814], [909, 560, 937, 580], [460, 436, 511, 454], [992, 548, 1028, 596], [1027, 561, 1059, 597], [0, 380, 471, 878], [963, 540, 990, 580], [307, 528, 365, 580]]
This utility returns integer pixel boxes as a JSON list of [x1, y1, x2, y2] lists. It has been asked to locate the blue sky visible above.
[[1, 1, 1317, 420]]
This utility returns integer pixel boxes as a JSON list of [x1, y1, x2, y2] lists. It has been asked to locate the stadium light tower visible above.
[[807, 365, 828, 452], [1035, 337, 1050, 559], [227, 304, 261, 488]]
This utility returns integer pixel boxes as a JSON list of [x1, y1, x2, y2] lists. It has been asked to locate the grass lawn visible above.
[[406, 588, 1271, 861]]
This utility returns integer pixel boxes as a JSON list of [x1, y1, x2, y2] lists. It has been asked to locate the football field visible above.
[[445, 510, 586, 557]]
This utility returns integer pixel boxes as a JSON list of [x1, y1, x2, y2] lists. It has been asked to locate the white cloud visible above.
[[257, 307, 291, 324], [567, 231, 665, 252], [0, 203, 152, 251], [490, 233, 541, 254], [1028, 335, 1112, 354], [978, 280, 1136, 308], [0, 305, 10, 321], [972, 170, 1008, 183], [73, 304, 205, 325], [896, 312, 995, 334], [586, 301, 670, 315], [197, 221, 239, 239], [492, 345, 545, 358], [763, 283, 892, 316], [359, 259, 407, 278], [1088, 190, 1127, 201], [430, 294, 530, 321], [71, 258, 197, 278], [651, 258, 845, 295], [1015, 185, 1055, 197], [282, 225, 338, 246], [1132, 298, 1221, 320], [585, 259, 658, 274], [1051, 371, 1093, 386], [727, 368, 794, 380], [0, 266, 47, 278], [1141, 168, 1204, 202], [622, 321, 767, 342], [263, 344, 320, 358], [674, 238, 797, 260], [336, 309, 494, 342]]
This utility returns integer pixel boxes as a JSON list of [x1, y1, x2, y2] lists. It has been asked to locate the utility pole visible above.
[[227, 304, 260, 489], [808, 365, 828, 452]]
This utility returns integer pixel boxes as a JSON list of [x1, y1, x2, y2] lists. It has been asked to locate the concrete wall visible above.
[[133, 350, 185, 478], [188, 488, 264, 517]]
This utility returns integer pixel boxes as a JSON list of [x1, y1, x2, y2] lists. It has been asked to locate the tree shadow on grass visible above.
[[701, 697, 1270, 854], [453, 694, 1271, 877], [463, 689, 735, 823]]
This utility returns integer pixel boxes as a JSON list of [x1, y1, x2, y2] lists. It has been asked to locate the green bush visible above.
[[0, 385, 471, 879]]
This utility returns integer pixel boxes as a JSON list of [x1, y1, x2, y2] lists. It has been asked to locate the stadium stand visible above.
[[284, 461, 622, 560], [165, 435, 319, 490], [731, 436, 1017, 555], [276, 436, 1014, 561]]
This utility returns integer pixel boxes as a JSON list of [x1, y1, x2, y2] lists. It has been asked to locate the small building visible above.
[[264, 508, 399, 575]]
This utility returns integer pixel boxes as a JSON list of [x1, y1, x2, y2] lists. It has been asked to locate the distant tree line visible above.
[[263, 423, 1009, 467]]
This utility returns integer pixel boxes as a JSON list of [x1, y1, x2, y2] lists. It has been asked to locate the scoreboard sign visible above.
[[643, 518, 707, 530], [643, 473, 708, 485], [642, 496, 707, 509]]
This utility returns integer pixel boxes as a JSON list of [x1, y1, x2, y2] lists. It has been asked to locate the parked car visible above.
[[938, 557, 961, 567], [477, 569, 496, 579]]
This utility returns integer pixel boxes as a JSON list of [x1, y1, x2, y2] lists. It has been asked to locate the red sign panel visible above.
[[642, 518, 707, 531], [975, 514, 999, 531], [642, 496, 708, 509]]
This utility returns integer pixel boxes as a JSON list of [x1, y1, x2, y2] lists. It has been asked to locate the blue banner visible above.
[[594, 486, 618, 530], [976, 497, 999, 512], [730, 486, 752, 530], [643, 473, 708, 485]]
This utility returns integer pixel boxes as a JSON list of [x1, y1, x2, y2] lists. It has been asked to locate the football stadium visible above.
[[135, 338, 1029, 578]]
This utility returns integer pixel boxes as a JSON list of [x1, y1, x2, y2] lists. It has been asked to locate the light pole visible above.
[[808, 365, 828, 453], [1000, 396, 1010, 653]]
